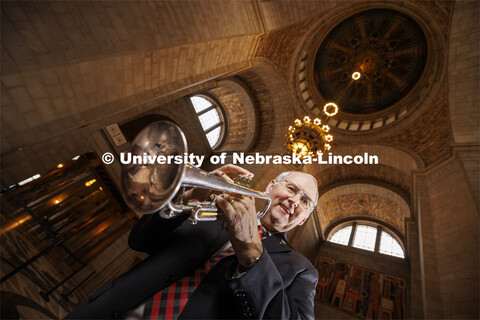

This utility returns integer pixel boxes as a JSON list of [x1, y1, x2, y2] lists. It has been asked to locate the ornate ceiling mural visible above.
[[314, 9, 427, 115], [293, 4, 446, 136]]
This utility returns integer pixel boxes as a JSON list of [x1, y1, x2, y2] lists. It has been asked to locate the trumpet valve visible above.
[[234, 175, 252, 188]]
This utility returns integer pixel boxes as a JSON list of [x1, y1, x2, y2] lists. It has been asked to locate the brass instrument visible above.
[[121, 121, 271, 223]]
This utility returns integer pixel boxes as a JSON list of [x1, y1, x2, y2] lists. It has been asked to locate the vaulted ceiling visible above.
[[1, 0, 477, 242]]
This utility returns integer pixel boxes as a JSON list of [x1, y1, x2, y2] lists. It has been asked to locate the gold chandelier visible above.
[[285, 103, 338, 157]]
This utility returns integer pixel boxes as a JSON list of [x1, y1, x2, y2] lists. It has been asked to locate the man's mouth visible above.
[[280, 204, 293, 216]]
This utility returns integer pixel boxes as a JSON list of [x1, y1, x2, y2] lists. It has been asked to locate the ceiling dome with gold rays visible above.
[[314, 9, 427, 115], [294, 5, 444, 135]]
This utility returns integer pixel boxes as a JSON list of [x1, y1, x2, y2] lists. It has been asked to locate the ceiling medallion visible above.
[[314, 9, 427, 115]]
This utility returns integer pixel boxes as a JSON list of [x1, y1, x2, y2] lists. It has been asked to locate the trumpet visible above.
[[121, 121, 271, 223]]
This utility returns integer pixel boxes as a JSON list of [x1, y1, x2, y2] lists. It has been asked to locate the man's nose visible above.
[[287, 193, 302, 206]]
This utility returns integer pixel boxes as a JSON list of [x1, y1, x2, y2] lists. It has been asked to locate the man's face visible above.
[[260, 172, 317, 233]]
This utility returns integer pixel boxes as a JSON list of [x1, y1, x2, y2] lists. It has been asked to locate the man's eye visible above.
[[287, 186, 296, 192]]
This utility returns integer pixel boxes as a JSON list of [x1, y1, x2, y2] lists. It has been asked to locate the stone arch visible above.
[[332, 143, 424, 172], [207, 79, 258, 152], [238, 58, 296, 153], [316, 183, 410, 239], [303, 144, 422, 204]]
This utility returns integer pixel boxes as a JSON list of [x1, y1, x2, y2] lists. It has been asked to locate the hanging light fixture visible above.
[[285, 103, 338, 157]]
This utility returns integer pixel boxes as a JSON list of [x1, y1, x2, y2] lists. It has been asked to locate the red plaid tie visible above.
[[145, 247, 235, 320], [145, 225, 268, 320], [258, 225, 268, 240]]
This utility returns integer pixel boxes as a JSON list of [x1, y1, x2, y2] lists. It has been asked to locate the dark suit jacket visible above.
[[65, 213, 318, 319]]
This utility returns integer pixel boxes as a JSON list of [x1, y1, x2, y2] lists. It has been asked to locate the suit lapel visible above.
[[263, 233, 292, 253]]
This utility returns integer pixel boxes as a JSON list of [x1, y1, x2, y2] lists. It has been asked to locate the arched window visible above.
[[328, 221, 405, 258], [190, 95, 226, 149]]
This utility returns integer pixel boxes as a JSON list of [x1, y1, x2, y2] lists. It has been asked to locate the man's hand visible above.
[[179, 164, 263, 267], [216, 194, 263, 268]]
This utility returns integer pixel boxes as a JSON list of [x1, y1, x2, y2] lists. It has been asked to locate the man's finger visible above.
[[211, 170, 235, 183], [215, 164, 254, 179]]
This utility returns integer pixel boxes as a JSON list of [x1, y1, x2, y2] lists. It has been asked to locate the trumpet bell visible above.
[[121, 121, 187, 214]]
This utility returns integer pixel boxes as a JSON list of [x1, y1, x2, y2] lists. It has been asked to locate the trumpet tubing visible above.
[[121, 121, 271, 223]]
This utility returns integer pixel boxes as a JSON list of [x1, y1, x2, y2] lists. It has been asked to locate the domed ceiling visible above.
[[314, 9, 427, 114]]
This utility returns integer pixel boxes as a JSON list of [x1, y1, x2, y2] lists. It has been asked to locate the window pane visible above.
[[329, 226, 352, 245], [379, 231, 405, 258], [190, 96, 212, 112], [206, 127, 221, 147], [352, 225, 377, 251], [190, 94, 225, 150], [198, 109, 220, 131]]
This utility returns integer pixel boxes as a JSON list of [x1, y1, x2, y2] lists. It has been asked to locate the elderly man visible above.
[[66, 165, 319, 320]]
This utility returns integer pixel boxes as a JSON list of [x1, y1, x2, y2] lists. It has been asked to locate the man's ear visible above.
[[266, 180, 276, 194]]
